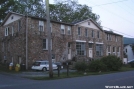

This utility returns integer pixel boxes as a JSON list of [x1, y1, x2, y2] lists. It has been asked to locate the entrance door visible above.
[[89, 49, 93, 58], [68, 48, 71, 59]]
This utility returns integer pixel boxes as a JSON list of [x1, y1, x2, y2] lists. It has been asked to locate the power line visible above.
[[102, 26, 134, 38], [85, 0, 134, 25], [91, 0, 129, 7]]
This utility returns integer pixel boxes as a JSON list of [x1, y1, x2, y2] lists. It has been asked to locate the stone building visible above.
[[0, 12, 123, 68]]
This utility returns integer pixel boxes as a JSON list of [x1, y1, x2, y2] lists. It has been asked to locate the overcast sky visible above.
[[49, 0, 134, 38]]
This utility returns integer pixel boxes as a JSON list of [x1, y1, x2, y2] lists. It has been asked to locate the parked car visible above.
[[54, 62, 63, 70], [31, 61, 58, 71]]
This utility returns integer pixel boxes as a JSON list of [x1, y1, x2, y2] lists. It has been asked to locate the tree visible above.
[[50, 0, 101, 23], [0, 0, 16, 23]]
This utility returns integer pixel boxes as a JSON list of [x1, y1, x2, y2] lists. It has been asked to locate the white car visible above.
[[31, 61, 58, 71]]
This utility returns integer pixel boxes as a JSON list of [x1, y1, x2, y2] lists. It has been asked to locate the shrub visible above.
[[75, 62, 88, 71], [101, 55, 123, 71], [88, 59, 107, 72]]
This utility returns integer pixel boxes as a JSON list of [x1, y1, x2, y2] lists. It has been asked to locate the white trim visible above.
[[96, 42, 103, 44], [76, 40, 86, 42], [89, 41, 94, 43]]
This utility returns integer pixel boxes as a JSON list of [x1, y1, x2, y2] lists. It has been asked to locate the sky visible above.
[[49, 0, 134, 38]]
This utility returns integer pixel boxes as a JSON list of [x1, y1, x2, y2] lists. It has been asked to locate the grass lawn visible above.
[[28, 65, 134, 80], [1, 63, 134, 80]]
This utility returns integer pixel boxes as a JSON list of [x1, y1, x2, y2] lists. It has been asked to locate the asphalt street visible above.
[[0, 71, 134, 89]]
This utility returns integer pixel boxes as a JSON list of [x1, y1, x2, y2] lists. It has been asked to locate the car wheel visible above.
[[42, 67, 47, 72]]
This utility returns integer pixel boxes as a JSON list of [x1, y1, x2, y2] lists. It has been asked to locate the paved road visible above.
[[0, 71, 134, 89]]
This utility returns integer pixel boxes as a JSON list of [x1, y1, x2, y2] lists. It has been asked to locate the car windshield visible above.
[[33, 62, 40, 66]]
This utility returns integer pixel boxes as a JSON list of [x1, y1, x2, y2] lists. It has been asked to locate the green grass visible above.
[[1, 63, 134, 80], [29, 65, 134, 80]]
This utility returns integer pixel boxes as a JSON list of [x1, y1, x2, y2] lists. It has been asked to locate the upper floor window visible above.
[[18, 20, 21, 31], [91, 30, 94, 37], [39, 21, 44, 31], [115, 36, 118, 42], [107, 34, 112, 41], [97, 31, 100, 38], [85, 28, 88, 37], [39, 25, 43, 32], [12, 26, 14, 36], [68, 26, 71, 35], [78, 27, 81, 36], [5, 27, 9, 36], [61, 25, 65, 34], [88, 22, 90, 25]]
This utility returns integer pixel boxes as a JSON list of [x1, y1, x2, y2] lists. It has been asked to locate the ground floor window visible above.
[[96, 44, 103, 56], [76, 42, 86, 55]]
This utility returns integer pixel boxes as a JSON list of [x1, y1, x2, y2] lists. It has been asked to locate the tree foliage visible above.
[[0, 0, 100, 24]]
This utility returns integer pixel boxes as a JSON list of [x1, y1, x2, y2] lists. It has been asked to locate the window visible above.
[[97, 31, 100, 38], [68, 26, 71, 35], [115, 36, 118, 42], [5, 27, 9, 36], [91, 30, 94, 37], [68, 42, 71, 48], [12, 26, 14, 36], [78, 27, 81, 36], [107, 34, 112, 41], [76, 42, 86, 55], [18, 20, 21, 31], [96, 44, 103, 56], [43, 39, 52, 50], [117, 47, 120, 52], [39, 25, 43, 32], [43, 39, 47, 50], [85, 28, 88, 37], [108, 46, 111, 52], [89, 43, 92, 48], [61, 25, 65, 34], [113, 47, 115, 52], [39, 21, 44, 31]]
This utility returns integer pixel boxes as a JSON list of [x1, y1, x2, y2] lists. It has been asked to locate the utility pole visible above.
[[26, 1, 28, 70], [45, 0, 53, 78]]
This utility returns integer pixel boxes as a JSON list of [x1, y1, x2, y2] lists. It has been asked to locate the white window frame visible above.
[[12, 26, 14, 36], [18, 20, 21, 31], [107, 45, 111, 55], [85, 28, 88, 37], [78, 27, 81, 36], [68, 26, 71, 35], [43, 39, 52, 50], [61, 25, 65, 34], [39, 21, 44, 31], [5, 27, 9, 36], [91, 30, 94, 38]]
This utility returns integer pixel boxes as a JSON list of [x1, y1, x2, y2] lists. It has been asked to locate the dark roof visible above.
[[124, 37, 134, 44], [104, 30, 122, 36], [29, 16, 73, 26]]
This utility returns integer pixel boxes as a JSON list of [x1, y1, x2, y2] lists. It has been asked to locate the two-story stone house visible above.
[[0, 12, 123, 68], [103, 30, 123, 59]]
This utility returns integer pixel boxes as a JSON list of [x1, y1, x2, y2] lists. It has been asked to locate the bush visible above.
[[101, 55, 123, 71], [75, 62, 87, 71], [88, 59, 107, 72]]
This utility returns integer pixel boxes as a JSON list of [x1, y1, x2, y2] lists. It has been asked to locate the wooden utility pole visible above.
[[45, 0, 53, 78]]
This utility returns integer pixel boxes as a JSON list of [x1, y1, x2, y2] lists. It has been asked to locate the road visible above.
[[0, 71, 134, 89]]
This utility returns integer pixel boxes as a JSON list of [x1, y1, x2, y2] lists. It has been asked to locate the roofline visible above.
[[1, 12, 24, 26], [73, 18, 103, 31], [104, 30, 123, 36], [29, 16, 73, 26]]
